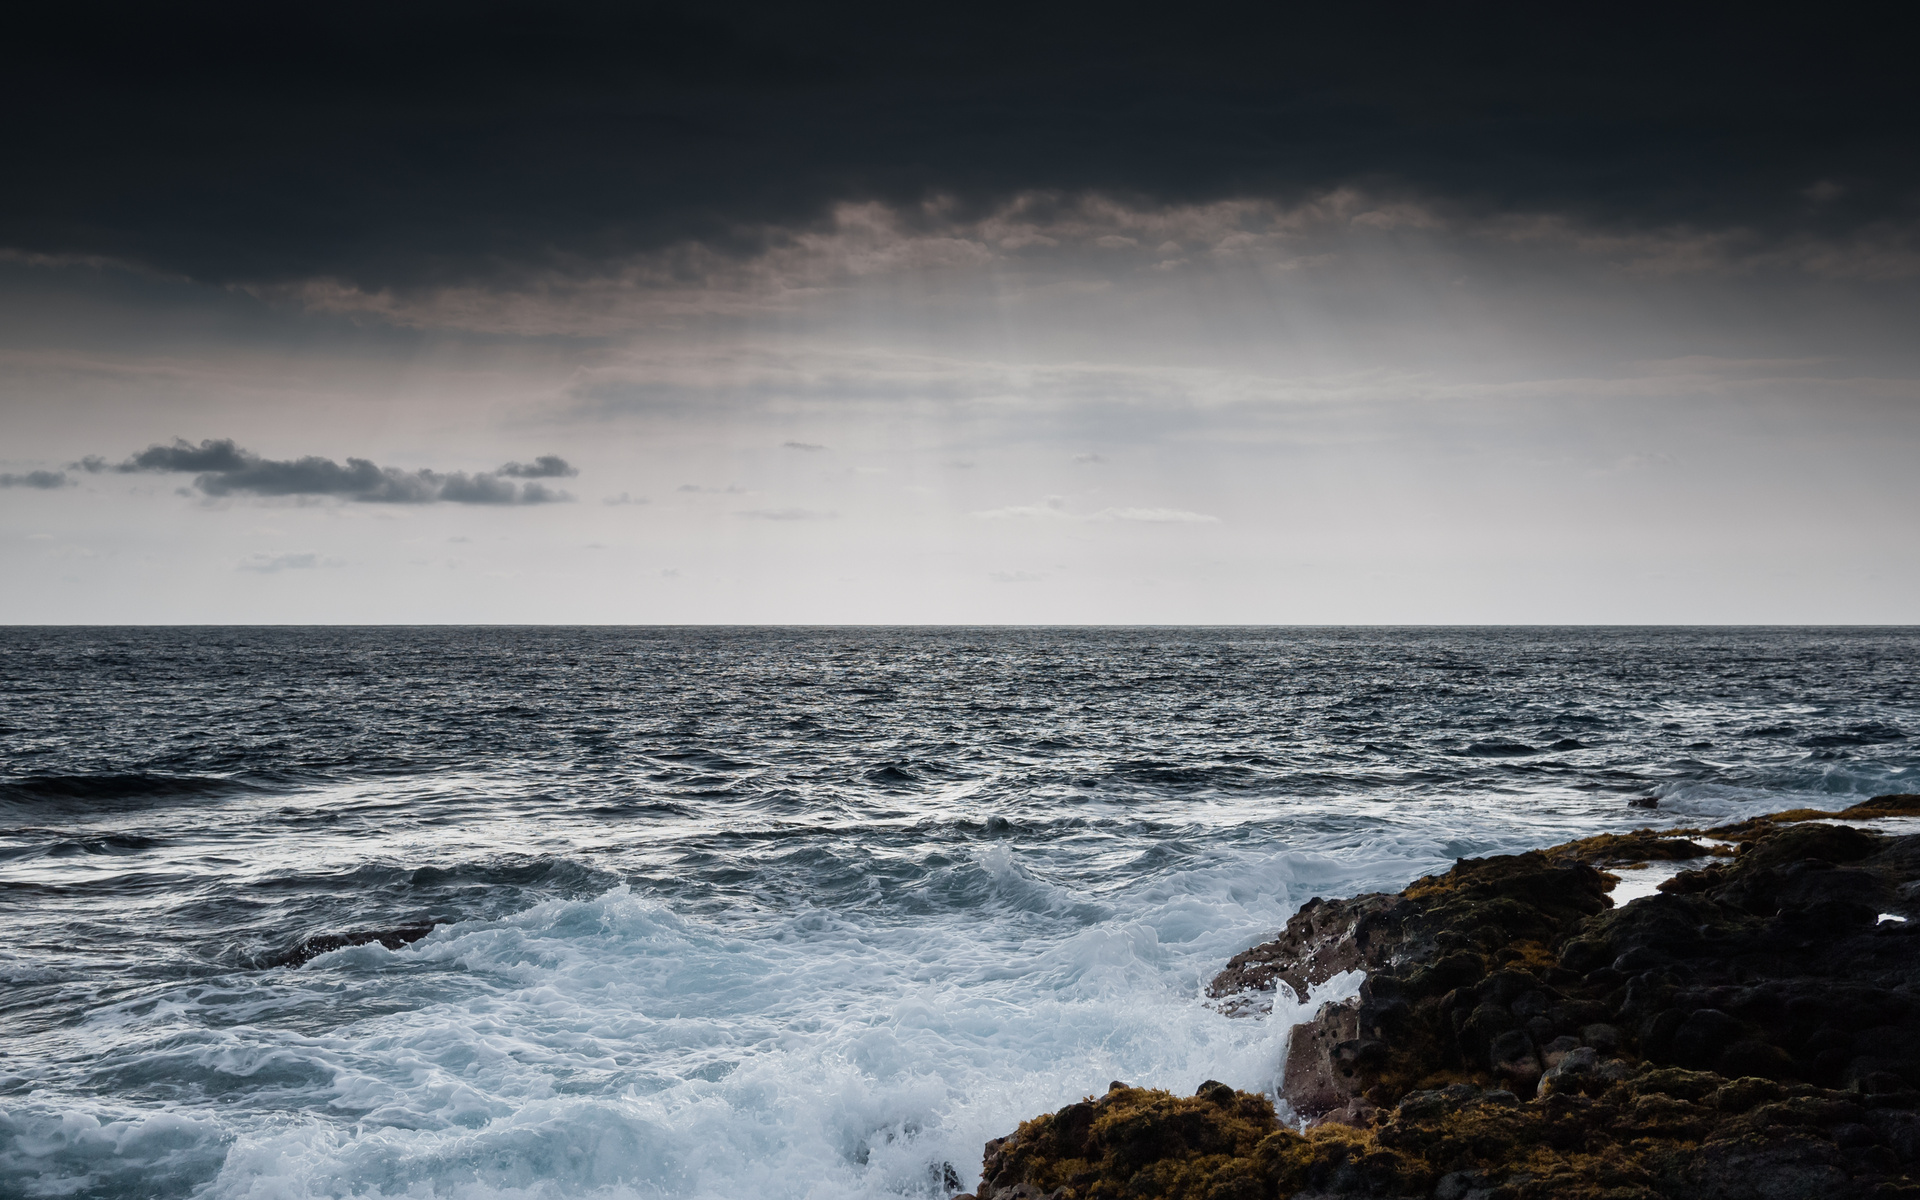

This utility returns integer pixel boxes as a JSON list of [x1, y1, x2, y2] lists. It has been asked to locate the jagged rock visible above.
[[1208, 893, 1410, 1016], [1219, 804, 1920, 1130], [1242, 849, 1611, 1127], [1282, 999, 1373, 1126], [971, 796, 1920, 1199], [972, 1081, 1317, 1200], [973, 1066, 1920, 1198], [267, 922, 437, 967]]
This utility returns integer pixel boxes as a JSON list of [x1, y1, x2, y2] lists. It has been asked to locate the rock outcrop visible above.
[[267, 922, 438, 967], [958, 794, 1920, 1199]]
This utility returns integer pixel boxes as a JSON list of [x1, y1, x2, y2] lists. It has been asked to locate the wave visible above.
[[45, 833, 163, 856], [1802, 723, 1908, 748], [0, 772, 259, 811], [1463, 741, 1537, 757], [1, 850, 1319, 1200]]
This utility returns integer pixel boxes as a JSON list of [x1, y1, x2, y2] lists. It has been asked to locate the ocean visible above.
[[2, 626, 1915, 1199]]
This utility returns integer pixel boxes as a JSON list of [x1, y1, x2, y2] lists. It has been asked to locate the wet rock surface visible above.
[[964, 795, 1920, 1199], [267, 922, 438, 967]]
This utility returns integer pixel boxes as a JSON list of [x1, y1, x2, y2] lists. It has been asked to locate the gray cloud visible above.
[[782, 441, 828, 451], [122, 441, 250, 474], [1093, 507, 1219, 524], [116, 439, 573, 505], [238, 552, 341, 573], [970, 498, 1219, 524], [0, 470, 70, 489], [497, 455, 578, 478], [736, 507, 837, 521]]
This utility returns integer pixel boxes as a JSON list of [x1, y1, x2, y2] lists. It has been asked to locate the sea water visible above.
[[1, 627, 1915, 1199]]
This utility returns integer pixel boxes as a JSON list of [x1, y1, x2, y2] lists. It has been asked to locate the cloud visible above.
[[1091, 507, 1220, 524], [497, 455, 578, 478], [736, 507, 837, 521], [202, 187, 1920, 337], [114, 439, 573, 504], [237, 551, 342, 572], [122, 441, 249, 473], [971, 498, 1068, 519], [0, 470, 71, 489], [1073, 452, 1109, 464], [973, 495, 1069, 519], [603, 492, 648, 505], [782, 441, 828, 451], [677, 483, 750, 494], [0, 3, 1904, 312], [989, 570, 1046, 583], [971, 498, 1218, 523], [0, 7, 1907, 299]]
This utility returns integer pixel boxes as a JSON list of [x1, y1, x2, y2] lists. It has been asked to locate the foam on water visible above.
[[6, 843, 1372, 1199]]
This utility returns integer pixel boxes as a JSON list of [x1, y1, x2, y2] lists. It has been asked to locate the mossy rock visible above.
[[972, 1070, 1919, 1199], [979, 821, 1920, 1199]]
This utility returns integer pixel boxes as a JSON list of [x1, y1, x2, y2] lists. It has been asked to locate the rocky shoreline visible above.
[[958, 795, 1920, 1200]]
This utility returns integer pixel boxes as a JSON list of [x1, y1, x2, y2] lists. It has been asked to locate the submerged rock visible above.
[[965, 796, 1920, 1199], [267, 922, 437, 967]]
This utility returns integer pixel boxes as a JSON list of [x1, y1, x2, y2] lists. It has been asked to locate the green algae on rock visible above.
[[963, 1080, 1427, 1200], [962, 1072, 1920, 1199], [961, 796, 1920, 1199]]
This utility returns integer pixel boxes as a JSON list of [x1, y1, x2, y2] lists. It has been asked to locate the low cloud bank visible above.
[[0, 470, 70, 489], [114, 440, 575, 504]]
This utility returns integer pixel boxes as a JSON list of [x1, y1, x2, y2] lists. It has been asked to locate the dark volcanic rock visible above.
[[268, 923, 437, 967], [1247, 815, 1920, 1130], [1207, 893, 1412, 1016], [969, 795, 1920, 1199]]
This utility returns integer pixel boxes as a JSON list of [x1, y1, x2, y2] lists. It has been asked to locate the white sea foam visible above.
[[3, 842, 1392, 1200]]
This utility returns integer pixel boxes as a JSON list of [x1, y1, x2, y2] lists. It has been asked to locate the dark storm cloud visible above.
[[0, 470, 71, 489], [3, 2, 1914, 290], [117, 439, 573, 504]]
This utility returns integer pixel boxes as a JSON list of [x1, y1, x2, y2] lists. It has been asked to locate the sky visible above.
[[3, 2, 1917, 623]]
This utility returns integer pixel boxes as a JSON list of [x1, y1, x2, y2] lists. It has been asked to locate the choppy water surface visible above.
[[2, 626, 1916, 1199]]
